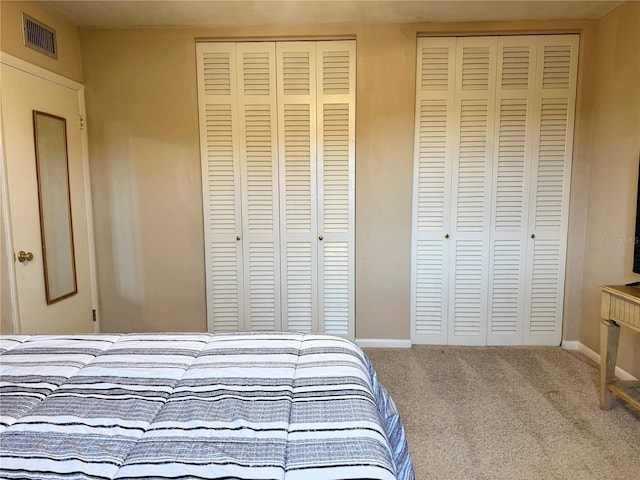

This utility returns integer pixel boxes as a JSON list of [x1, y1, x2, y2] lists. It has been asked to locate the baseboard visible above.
[[560, 340, 581, 350], [355, 338, 412, 348], [562, 341, 638, 381]]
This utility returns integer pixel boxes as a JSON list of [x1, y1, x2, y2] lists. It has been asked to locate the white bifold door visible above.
[[410, 35, 579, 346], [196, 41, 355, 338]]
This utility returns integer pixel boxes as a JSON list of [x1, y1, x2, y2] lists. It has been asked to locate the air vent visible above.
[[22, 13, 58, 59]]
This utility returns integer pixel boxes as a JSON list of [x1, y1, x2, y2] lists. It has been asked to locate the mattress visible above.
[[0, 332, 414, 480]]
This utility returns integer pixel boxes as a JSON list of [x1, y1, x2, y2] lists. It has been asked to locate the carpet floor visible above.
[[364, 346, 640, 480]]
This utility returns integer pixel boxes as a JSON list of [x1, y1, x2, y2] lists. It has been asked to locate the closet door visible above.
[[236, 42, 282, 332], [411, 37, 498, 346], [277, 42, 318, 333], [316, 41, 356, 337], [199, 40, 355, 338], [197, 43, 245, 332], [411, 37, 456, 345], [276, 40, 356, 338], [411, 34, 578, 346], [486, 36, 537, 345], [448, 37, 497, 345], [524, 35, 579, 345]]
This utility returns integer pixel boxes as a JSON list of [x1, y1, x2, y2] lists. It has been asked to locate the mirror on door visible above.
[[33, 110, 77, 304]]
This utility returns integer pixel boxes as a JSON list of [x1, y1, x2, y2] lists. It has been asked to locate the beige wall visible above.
[[80, 30, 206, 332], [581, 1, 640, 378], [0, 0, 83, 82], [80, 19, 598, 340]]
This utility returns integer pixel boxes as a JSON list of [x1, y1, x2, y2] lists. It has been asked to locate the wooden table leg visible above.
[[600, 319, 620, 409]]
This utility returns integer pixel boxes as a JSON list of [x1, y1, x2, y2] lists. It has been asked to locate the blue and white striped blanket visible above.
[[0, 332, 414, 480]]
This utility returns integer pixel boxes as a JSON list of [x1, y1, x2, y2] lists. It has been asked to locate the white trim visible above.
[[355, 339, 412, 348], [77, 89, 100, 333], [562, 340, 638, 381], [0, 52, 82, 90], [0, 91, 21, 333]]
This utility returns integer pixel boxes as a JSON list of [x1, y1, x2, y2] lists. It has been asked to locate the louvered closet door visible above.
[[198, 40, 355, 337], [196, 43, 245, 332], [487, 36, 537, 345], [410, 37, 456, 344], [316, 41, 356, 337], [236, 42, 282, 332], [276, 42, 319, 333], [448, 37, 497, 346], [411, 34, 578, 346], [197, 44, 244, 332], [523, 35, 578, 345]]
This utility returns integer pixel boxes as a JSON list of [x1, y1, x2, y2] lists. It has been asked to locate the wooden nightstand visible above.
[[599, 285, 640, 411]]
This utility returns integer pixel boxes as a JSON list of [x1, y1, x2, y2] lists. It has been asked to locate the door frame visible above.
[[0, 52, 100, 333]]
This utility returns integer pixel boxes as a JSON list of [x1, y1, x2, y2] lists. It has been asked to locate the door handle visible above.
[[17, 250, 34, 263]]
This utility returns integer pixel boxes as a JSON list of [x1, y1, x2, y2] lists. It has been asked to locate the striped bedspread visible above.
[[0, 333, 414, 480]]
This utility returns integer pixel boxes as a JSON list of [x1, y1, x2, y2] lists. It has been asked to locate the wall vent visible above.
[[22, 13, 58, 59]]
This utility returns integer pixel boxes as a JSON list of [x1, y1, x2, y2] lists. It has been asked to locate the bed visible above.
[[0, 332, 414, 480]]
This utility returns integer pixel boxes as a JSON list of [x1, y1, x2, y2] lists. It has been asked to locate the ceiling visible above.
[[39, 0, 624, 29]]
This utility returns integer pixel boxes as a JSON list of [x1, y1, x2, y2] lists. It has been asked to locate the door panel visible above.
[[197, 43, 245, 332], [236, 42, 281, 332], [448, 37, 496, 346], [487, 36, 537, 345], [2, 63, 93, 333], [277, 42, 318, 334], [411, 37, 456, 345], [524, 35, 579, 345], [316, 41, 356, 337]]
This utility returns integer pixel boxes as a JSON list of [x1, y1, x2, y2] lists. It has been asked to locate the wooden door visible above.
[[1, 60, 95, 333], [411, 37, 457, 344], [197, 43, 245, 332], [447, 37, 497, 346], [236, 42, 282, 332], [486, 36, 537, 345], [277, 41, 319, 334], [523, 35, 579, 345], [316, 41, 356, 337], [197, 40, 355, 339], [411, 34, 579, 346]]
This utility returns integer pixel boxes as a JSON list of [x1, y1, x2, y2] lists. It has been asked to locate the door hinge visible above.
[[80, 116, 85, 129], [92, 309, 97, 322]]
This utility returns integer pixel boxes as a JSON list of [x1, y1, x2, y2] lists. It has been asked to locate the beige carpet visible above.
[[364, 346, 640, 480]]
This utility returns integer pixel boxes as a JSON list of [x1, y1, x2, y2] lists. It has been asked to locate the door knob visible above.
[[17, 251, 34, 263], [236, 236, 241, 241], [444, 234, 449, 239], [319, 236, 323, 241], [531, 233, 536, 239]]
